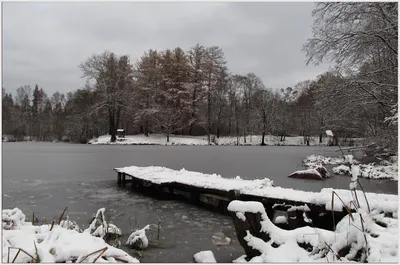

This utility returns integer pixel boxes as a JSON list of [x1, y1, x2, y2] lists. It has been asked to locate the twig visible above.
[[331, 191, 354, 230], [359, 214, 369, 260], [357, 179, 371, 213], [11, 249, 21, 263], [351, 188, 361, 209], [92, 247, 108, 263], [324, 242, 343, 261], [78, 247, 108, 263], [114, 257, 129, 263], [33, 241, 40, 263], [50, 221, 55, 231], [8, 247, 35, 263], [58, 207, 68, 225]]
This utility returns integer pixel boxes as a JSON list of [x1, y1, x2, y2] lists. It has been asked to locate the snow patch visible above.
[[193, 250, 217, 263], [274, 216, 288, 224]]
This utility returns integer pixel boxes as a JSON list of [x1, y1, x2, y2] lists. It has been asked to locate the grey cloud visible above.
[[3, 2, 330, 96]]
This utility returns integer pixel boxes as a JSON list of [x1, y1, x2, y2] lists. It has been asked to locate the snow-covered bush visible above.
[[332, 163, 398, 180], [83, 208, 123, 248], [228, 200, 398, 263], [125, 225, 150, 250], [304, 154, 358, 168]]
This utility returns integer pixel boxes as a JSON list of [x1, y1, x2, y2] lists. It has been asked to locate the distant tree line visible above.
[[2, 2, 397, 152]]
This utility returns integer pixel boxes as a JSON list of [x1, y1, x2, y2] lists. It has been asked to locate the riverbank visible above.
[[88, 134, 365, 146]]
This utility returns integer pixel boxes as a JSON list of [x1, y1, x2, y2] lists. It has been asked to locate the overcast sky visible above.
[[3, 2, 331, 96]]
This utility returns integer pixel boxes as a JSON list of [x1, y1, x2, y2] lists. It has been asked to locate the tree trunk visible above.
[[207, 90, 212, 145], [167, 133, 170, 142], [236, 127, 239, 145], [319, 132, 323, 143], [261, 131, 266, 146], [116, 106, 121, 131], [144, 119, 149, 137], [261, 123, 266, 146], [109, 109, 117, 143], [228, 116, 232, 135]]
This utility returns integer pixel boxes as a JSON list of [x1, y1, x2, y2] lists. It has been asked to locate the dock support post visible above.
[[122, 173, 126, 187], [131, 178, 136, 191], [189, 191, 200, 206], [117, 172, 122, 186]]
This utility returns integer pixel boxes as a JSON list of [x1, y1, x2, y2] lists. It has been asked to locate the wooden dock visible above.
[[114, 168, 356, 231]]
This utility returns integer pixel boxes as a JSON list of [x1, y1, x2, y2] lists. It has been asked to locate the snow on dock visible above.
[[115, 166, 274, 194], [114, 166, 398, 216]]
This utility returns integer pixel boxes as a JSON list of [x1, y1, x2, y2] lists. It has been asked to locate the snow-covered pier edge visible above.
[[114, 166, 398, 231]]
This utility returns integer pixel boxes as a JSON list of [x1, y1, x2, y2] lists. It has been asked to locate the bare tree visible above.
[[80, 51, 134, 142]]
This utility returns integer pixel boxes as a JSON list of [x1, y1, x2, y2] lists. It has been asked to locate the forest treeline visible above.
[[2, 2, 398, 151]]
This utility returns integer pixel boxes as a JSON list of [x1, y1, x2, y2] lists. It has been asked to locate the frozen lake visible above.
[[2, 142, 397, 262]]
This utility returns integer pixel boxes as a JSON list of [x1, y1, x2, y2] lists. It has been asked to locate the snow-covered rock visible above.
[[288, 166, 329, 180], [274, 216, 288, 224]]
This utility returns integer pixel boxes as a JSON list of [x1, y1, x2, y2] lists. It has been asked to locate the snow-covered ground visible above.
[[2, 208, 138, 263], [89, 134, 364, 146], [304, 155, 398, 181], [229, 200, 398, 263], [115, 166, 398, 213]]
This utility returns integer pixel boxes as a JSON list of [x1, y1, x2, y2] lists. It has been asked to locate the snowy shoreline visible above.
[[89, 134, 365, 146], [304, 154, 398, 181]]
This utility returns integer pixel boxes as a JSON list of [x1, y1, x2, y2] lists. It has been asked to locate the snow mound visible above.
[[333, 165, 350, 175], [304, 154, 358, 167], [193, 250, 217, 263]]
